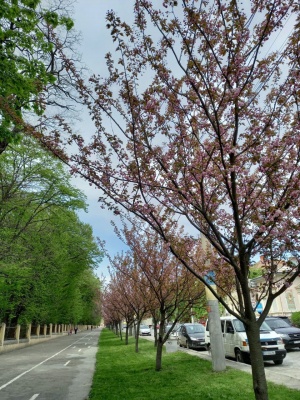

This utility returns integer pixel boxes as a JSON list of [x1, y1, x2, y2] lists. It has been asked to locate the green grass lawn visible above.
[[88, 329, 300, 400]]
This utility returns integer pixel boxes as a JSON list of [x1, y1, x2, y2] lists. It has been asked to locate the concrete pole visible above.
[[205, 286, 226, 371], [202, 235, 226, 372]]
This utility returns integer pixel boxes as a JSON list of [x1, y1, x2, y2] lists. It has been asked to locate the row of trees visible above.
[[102, 219, 206, 371], [0, 1, 103, 326], [0, 137, 103, 326]]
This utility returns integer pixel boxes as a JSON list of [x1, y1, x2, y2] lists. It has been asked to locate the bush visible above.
[[291, 312, 300, 328]]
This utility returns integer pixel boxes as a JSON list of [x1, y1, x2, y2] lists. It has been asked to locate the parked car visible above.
[[205, 316, 286, 365], [269, 315, 292, 325], [264, 317, 300, 350], [170, 325, 181, 339], [139, 324, 151, 336], [165, 323, 180, 336], [177, 323, 206, 350]]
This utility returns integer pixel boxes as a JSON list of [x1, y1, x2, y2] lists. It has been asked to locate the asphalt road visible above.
[[0, 328, 101, 400]]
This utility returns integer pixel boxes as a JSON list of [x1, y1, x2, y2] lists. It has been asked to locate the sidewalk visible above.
[[142, 335, 300, 391], [183, 348, 300, 391]]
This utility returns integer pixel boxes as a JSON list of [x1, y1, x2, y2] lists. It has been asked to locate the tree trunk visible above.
[[246, 323, 269, 400], [155, 335, 164, 371], [155, 316, 166, 371], [119, 321, 122, 340], [135, 321, 140, 353], [125, 326, 129, 345], [152, 318, 158, 347]]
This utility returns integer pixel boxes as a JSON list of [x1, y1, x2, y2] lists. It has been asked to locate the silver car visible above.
[[139, 324, 151, 336]]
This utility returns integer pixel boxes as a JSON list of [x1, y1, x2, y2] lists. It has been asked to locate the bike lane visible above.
[[0, 328, 101, 400]]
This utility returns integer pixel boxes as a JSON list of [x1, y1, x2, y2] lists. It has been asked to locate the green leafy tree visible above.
[[0, 137, 103, 325], [0, 0, 77, 152]]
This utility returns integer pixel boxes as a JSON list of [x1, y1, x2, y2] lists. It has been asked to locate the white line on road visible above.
[[78, 349, 82, 352], [64, 361, 70, 366], [29, 394, 39, 399], [0, 334, 92, 391]]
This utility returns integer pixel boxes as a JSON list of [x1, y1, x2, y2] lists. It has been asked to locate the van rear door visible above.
[[223, 320, 236, 358]]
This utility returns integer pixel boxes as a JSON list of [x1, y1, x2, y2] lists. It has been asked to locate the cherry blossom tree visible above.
[[107, 252, 153, 352], [102, 287, 124, 335], [111, 218, 206, 370], [29, 1, 300, 399]]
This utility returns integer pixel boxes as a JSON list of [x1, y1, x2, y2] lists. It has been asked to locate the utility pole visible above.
[[202, 236, 226, 372]]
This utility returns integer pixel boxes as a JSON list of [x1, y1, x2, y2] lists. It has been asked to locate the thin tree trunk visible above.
[[155, 312, 166, 371], [155, 338, 164, 371], [125, 326, 129, 345], [246, 323, 269, 400], [153, 323, 158, 347], [119, 321, 122, 340], [135, 321, 140, 353]]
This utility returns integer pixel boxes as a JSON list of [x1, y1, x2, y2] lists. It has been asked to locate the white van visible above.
[[205, 315, 286, 365]]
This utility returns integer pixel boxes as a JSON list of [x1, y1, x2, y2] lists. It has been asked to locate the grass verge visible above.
[[88, 329, 299, 400]]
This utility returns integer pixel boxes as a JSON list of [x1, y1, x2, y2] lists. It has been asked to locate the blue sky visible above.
[[71, 1, 136, 279]]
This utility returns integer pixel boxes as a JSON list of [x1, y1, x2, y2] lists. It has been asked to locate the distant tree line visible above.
[[0, 137, 103, 327]]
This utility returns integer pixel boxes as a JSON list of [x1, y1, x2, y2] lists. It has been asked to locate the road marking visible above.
[[64, 361, 70, 366], [29, 394, 39, 399], [88, 346, 90, 349], [78, 349, 82, 352], [0, 334, 91, 391]]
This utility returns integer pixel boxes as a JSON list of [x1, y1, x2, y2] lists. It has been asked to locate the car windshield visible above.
[[233, 319, 271, 332], [165, 323, 180, 332], [140, 325, 149, 329], [266, 319, 291, 329], [186, 324, 205, 334]]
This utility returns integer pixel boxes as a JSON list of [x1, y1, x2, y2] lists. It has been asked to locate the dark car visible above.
[[268, 315, 293, 325], [177, 323, 206, 350], [265, 317, 300, 350]]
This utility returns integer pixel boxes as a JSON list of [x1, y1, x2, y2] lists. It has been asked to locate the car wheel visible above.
[[235, 349, 244, 363], [206, 343, 211, 353], [274, 359, 283, 365], [178, 339, 182, 347]]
